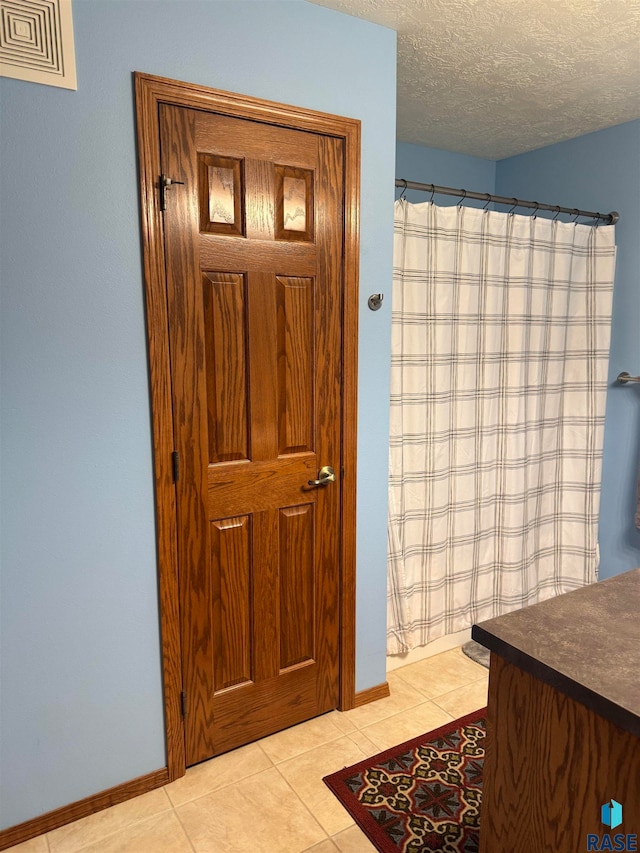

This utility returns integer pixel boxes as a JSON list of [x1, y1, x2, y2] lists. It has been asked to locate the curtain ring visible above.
[[571, 208, 580, 223], [429, 183, 435, 203], [508, 197, 518, 215], [399, 179, 408, 201], [530, 201, 539, 218], [457, 189, 467, 208], [553, 206, 561, 221], [482, 193, 492, 211]]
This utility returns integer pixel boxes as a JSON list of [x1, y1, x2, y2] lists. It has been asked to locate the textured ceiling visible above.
[[308, 0, 640, 159]]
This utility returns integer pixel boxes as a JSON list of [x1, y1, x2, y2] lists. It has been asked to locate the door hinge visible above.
[[171, 451, 180, 483], [180, 690, 188, 718], [159, 174, 184, 212]]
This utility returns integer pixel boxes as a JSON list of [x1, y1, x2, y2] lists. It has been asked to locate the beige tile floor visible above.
[[8, 647, 488, 853]]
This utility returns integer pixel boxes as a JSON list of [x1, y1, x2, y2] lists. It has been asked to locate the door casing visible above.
[[134, 72, 360, 780]]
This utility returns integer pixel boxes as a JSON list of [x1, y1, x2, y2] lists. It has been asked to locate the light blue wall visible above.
[[396, 141, 496, 203], [0, 0, 396, 829], [496, 122, 640, 579]]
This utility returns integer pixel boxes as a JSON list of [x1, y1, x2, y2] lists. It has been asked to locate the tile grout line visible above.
[[271, 761, 339, 847], [45, 791, 175, 853], [343, 729, 379, 756], [430, 698, 483, 717], [304, 838, 340, 853], [354, 698, 454, 743], [391, 673, 488, 704], [332, 686, 435, 732], [257, 723, 349, 766], [254, 739, 277, 766], [58, 807, 180, 853], [164, 754, 275, 809], [170, 801, 198, 853]]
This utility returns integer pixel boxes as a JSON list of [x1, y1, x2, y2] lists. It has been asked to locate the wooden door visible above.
[[159, 104, 345, 764]]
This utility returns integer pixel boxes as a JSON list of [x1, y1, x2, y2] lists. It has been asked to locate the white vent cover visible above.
[[0, 0, 76, 90]]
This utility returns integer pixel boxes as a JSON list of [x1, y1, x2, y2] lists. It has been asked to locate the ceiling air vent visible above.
[[0, 0, 77, 90]]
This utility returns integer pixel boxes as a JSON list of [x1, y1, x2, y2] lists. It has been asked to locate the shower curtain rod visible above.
[[395, 179, 619, 224]]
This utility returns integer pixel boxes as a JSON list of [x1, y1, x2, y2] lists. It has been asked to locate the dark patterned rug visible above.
[[323, 709, 486, 853]]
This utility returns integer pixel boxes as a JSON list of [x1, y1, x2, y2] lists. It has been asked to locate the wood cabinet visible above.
[[474, 568, 640, 851]]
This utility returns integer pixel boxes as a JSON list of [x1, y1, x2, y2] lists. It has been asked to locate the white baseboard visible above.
[[386, 627, 472, 672]]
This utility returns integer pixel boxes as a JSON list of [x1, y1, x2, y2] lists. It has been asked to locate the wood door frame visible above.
[[134, 72, 360, 781]]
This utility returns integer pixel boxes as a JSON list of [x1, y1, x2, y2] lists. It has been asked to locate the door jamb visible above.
[[133, 72, 360, 781]]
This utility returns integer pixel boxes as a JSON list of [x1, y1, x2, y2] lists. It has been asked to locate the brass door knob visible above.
[[308, 466, 336, 487]]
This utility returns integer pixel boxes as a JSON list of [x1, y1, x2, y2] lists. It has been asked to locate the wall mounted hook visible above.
[[368, 293, 383, 311]]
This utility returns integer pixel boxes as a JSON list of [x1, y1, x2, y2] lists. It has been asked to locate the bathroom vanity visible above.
[[473, 567, 640, 852]]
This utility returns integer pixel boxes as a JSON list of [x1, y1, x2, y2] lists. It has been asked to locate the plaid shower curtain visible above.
[[387, 199, 616, 654]]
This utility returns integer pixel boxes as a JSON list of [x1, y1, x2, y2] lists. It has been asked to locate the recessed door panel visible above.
[[277, 276, 314, 456], [275, 165, 314, 242], [211, 516, 252, 691], [203, 272, 250, 463], [198, 154, 244, 236], [279, 504, 315, 670]]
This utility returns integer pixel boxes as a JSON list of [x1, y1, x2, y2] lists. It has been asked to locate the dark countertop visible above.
[[472, 568, 640, 737]]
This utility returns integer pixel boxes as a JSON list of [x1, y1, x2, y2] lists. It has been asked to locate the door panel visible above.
[[276, 275, 314, 454], [202, 272, 249, 463], [211, 515, 252, 691], [160, 103, 344, 764], [198, 155, 243, 236], [279, 503, 315, 668]]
